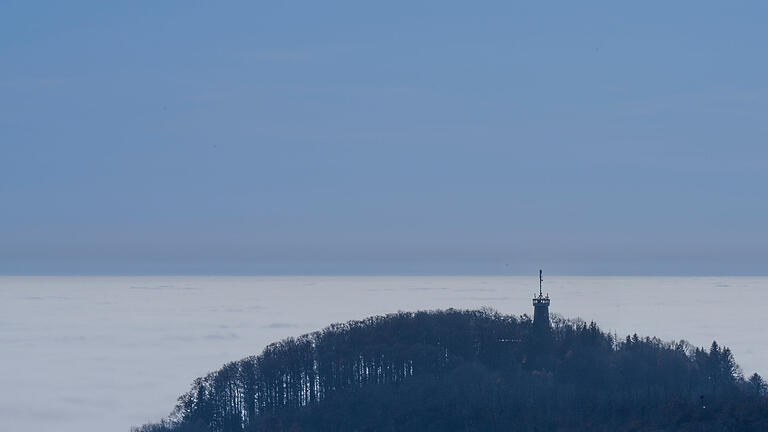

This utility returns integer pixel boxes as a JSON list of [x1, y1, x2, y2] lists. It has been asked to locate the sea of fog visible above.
[[1, 276, 766, 431]]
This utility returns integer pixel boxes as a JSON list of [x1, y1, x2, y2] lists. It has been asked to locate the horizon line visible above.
[[1, 273, 767, 277]]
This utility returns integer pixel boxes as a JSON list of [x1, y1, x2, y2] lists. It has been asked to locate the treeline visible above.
[[135, 309, 768, 431]]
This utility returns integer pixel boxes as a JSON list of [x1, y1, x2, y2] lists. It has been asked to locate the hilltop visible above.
[[135, 309, 768, 432]]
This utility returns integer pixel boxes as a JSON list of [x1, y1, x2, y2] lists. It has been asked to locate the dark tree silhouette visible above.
[[134, 309, 768, 432], [749, 373, 767, 396]]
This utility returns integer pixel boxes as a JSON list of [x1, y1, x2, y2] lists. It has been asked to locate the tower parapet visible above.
[[533, 269, 550, 328]]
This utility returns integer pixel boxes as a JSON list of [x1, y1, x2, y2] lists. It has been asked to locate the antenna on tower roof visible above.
[[539, 269, 543, 297]]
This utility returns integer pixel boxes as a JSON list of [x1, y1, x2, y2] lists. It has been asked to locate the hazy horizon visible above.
[[3, 2, 768, 276], [4, 271, 768, 276]]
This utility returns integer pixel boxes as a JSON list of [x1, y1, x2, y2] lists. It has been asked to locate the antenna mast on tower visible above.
[[539, 269, 543, 296]]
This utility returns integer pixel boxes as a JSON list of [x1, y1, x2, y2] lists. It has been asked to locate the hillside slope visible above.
[[135, 309, 768, 432]]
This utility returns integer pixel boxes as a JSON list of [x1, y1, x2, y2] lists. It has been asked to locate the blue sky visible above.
[[1, 2, 767, 275]]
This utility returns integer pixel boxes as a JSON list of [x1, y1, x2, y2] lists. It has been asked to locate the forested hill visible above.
[[135, 309, 768, 432]]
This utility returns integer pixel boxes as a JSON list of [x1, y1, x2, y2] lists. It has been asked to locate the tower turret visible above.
[[533, 269, 550, 328]]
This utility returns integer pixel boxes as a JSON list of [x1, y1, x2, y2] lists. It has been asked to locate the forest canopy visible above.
[[134, 309, 768, 432]]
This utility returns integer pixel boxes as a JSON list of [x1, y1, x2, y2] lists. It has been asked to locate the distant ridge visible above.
[[134, 309, 768, 432]]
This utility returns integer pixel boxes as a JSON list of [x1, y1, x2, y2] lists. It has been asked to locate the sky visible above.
[[1, 1, 767, 275]]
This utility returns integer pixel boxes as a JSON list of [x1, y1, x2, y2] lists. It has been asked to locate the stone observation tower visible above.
[[532, 269, 550, 328]]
